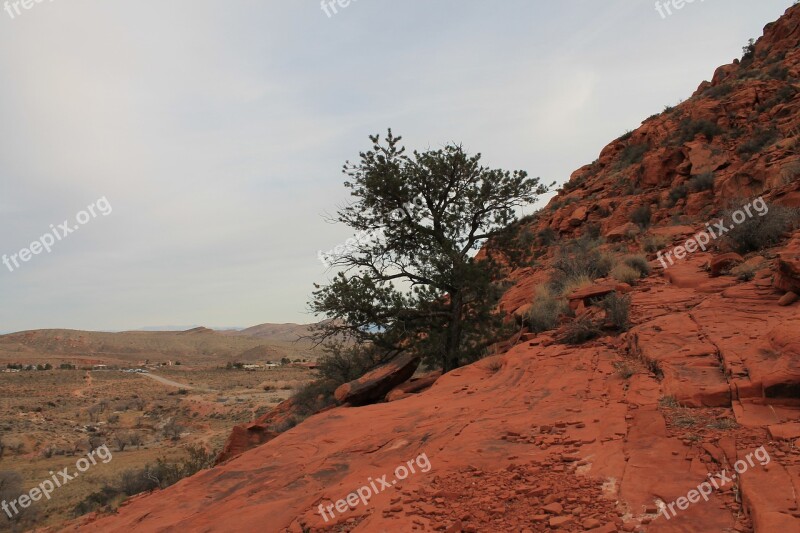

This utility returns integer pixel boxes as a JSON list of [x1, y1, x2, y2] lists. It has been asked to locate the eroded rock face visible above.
[[334, 351, 421, 406], [216, 397, 300, 464]]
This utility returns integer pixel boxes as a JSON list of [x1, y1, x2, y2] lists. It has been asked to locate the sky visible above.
[[0, 0, 794, 333]]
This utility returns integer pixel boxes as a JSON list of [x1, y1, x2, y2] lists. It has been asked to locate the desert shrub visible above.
[[659, 396, 679, 408], [707, 417, 738, 430], [622, 254, 651, 277], [617, 143, 649, 168], [560, 275, 593, 299], [668, 184, 688, 207], [737, 128, 779, 160], [781, 162, 800, 185], [613, 361, 636, 379], [600, 293, 632, 331], [742, 38, 756, 60], [643, 235, 670, 253], [527, 286, 570, 334], [731, 263, 756, 282], [486, 360, 503, 374], [75, 445, 217, 517], [162, 418, 185, 441], [316, 344, 390, 386], [537, 227, 558, 246], [292, 379, 338, 417], [562, 316, 601, 345], [676, 119, 723, 144], [722, 202, 800, 253], [689, 172, 715, 192], [550, 236, 614, 292], [704, 82, 734, 99], [611, 264, 640, 285], [585, 222, 602, 239], [1, 470, 35, 527], [630, 205, 652, 229]]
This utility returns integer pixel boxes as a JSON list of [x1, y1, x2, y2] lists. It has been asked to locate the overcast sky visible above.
[[0, 0, 793, 333]]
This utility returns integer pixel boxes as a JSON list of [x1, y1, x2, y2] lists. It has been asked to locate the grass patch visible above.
[[600, 293, 632, 331], [527, 286, 570, 334], [562, 316, 602, 345], [611, 263, 640, 285]]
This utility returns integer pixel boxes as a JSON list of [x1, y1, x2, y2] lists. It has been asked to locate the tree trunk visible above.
[[443, 291, 464, 372]]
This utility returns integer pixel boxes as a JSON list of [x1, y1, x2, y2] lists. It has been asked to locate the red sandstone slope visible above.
[[64, 6, 800, 533]]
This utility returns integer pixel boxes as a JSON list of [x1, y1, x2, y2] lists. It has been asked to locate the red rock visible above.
[[549, 515, 574, 528], [334, 351, 421, 406], [542, 502, 564, 514], [778, 291, 799, 306], [710, 253, 744, 277], [606, 223, 640, 242], [385, 371, 442, 402]]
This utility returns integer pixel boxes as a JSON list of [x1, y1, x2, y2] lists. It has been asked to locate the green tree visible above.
[[311, 130, 549, 372]]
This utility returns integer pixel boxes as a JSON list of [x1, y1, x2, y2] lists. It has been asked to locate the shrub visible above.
[[737, 128, 779, 160], [617, 143, 649, 168], [560, 275, 593, 298], [75, 445, 218, 517], [659, 396, 679, 408], [643, 235, 670, 253], [630, 205, 652, 229], [527, 286, 570, 333], [704, 83, 733, 100], [537, 227, 557, 246], [668, 184, 688, 207], [676, 119, 723, 144], [613, 361, 636, 379], [622, 254, 651, 277], [689, 172, 715, 192], [316, 344, 390, 385], [611, 264, 640, 285], [600, 293, 632, 331], [292, 379, 338, 417], [550, 236, 614, 292], [562, 316, 601, 345], [722, 202, 800, 253]]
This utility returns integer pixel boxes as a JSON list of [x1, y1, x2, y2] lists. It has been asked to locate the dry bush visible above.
[[611, 263, 640, 285], [622, 254, 651, 277], [527, 286, 570, 334], [643, 235, 670, 253], [722, 202, 800, 253], [600, 293, 632, 331], [562, 316, 601, 345]]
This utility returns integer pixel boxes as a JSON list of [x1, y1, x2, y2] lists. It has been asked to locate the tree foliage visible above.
[[310, 130, 549, 371]]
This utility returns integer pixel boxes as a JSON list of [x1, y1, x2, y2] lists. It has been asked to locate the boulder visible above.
[[710, 252, 744, 277], [216, 397, 299, 464], [605, 222, 640, 242], [335, 351, 421, 406], [385, 371, 442, 402], [774, 233, 800, 292]]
